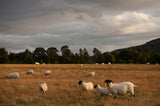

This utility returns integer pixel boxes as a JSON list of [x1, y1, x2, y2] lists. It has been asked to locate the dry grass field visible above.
[[0, 64, 160, 106]]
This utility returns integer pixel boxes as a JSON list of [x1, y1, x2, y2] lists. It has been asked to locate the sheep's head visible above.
[[5, 76, 8, 79], [94, 85, 100, 89], [94, 85, 98, 89], [105, 80, 113, 88], [43, 82, 47, 85], [78, 80, 83, 85]]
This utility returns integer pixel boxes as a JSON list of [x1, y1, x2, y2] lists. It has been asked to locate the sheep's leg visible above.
[[130, 93, 135, 99], [114, 95, 117, 99]]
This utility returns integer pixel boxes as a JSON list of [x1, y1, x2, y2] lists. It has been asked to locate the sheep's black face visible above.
[[78, 80, 83, 85], [105, 80, 113, 87], [94, 85, 98, 89]]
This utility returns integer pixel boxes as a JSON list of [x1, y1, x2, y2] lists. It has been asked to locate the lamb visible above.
[[39, 82, 48, 93], [86, 71, 95, 77], [5, 72, 20, 79], [26, 70, 34, 74], [44, 70, 51, 75], [94, 85, 112, 96], [104, 80, 138, 98], [78, 80, 94, 91]]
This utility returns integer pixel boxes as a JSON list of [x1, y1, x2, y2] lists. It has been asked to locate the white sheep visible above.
[[26, 70, 34, 74], [94, 85, 112, 96], [35, 62, 40, 65], [39, 82, 48, 93], [79, 64, 83, 67], [102, 63, 104, 65], [44, 70, 51, 75], [86, 71, 95, 77], [104, 80, 138, 98], [108, 62, 111, 64], [5, 72, 20, 79], [78, 80, 94, 91]]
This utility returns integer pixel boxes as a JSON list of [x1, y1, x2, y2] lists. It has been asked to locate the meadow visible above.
[[0, 64, 160, 106]]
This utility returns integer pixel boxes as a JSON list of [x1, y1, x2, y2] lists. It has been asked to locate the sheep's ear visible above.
[[78, 80, 82, 84], [94, 85, 97, 88], [105, 80, 113, 83]]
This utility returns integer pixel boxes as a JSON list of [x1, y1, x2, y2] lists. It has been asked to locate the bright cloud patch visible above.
[[111, 12, 160, 34]]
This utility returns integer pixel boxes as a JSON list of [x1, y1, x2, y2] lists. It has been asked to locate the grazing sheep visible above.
[[79, 64, 83, 67], [78, 80, 94, 91], [108, 62, 111, 64], [5, 72, 20, 79], [86, 72, 95, 77], [39, 82, 48, 93], [35, 62, 40, 65], [26, 70, 34, 74], [102, 63, 104, 65], [94, 85, 112, 96], [104, 80, 138, 98], [44, 70, 51, 75]]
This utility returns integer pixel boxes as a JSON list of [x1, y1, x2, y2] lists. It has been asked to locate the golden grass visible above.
[[0, 64, 160, 106]]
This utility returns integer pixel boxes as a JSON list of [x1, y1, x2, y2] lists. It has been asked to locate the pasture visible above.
[[0, 64, 160, 106]]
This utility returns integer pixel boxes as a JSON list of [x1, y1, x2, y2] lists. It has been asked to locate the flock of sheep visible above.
[[4, 64, 139, 99], [78, 75, 138, 99]]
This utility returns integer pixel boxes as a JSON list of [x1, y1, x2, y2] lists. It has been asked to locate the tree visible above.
[[61, 45, 73, 63], [79, 48, 91, 63], [0, 48, 9, 63], [93, 48, 104, 63], [103, 52, 115, 63], [47, 47, 59, 63], [33, 47, 47, 63], [23, 49, 34, 64]]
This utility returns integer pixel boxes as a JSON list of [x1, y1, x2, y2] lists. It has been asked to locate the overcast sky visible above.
[[0, 0, 160, 54]]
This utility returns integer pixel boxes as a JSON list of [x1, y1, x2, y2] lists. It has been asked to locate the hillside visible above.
[[114, 38, 160, 53]]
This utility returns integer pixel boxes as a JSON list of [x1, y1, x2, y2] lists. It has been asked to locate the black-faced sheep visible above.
[[86, 72, 95, 77], [94, 85, 111, 96], [104, 80, 138, 98], [44, 70, 51, 75], [78, 80, 93, 91], [26, 70, 34, 74], [5, 72, 20, 79]]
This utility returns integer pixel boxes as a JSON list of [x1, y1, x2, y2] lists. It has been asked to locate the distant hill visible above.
[[114, 38, 160, 53]]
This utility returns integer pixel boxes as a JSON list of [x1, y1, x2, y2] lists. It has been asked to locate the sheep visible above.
[[86, 71, 95, 77], [104, 80, 138, 99], [78, 80, 94, 91], [94, 85, 112, 96], [79, 64, 83, 67], [39, 82, 48, 93], [26, 70, 34, 74], [5, 72, 20, 79], [44, 70, 51, 75], [35, 62, 40, 65], [102, 63, 104, 65], [108, 62, 111, 64]]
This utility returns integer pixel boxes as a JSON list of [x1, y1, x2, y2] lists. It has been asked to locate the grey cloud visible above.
[[0, 0, 160, 53]]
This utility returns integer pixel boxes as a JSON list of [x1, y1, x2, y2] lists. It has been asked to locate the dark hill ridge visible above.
[[114, 38, 160, 53]]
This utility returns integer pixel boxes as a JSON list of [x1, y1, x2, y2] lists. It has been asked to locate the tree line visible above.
[[0, 45, 160, 64]]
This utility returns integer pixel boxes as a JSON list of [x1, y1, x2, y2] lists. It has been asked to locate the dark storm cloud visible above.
[[0, 0, 160, 53]]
